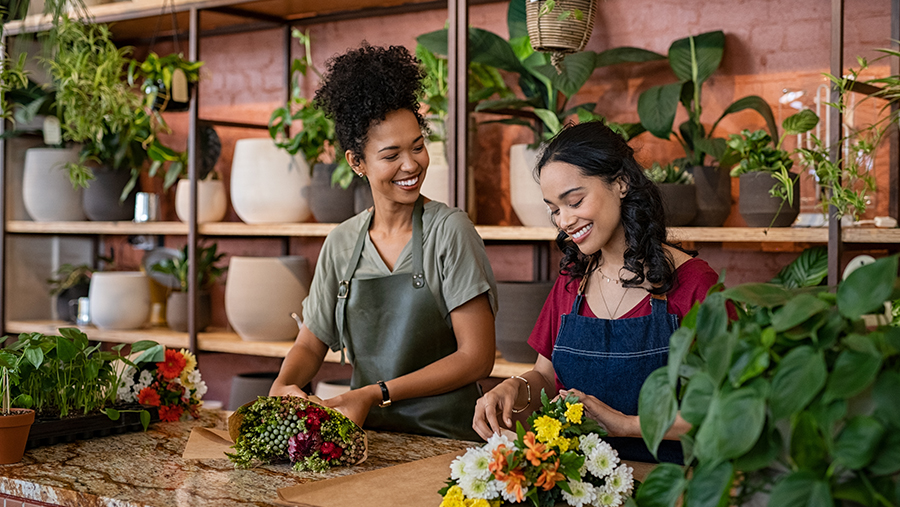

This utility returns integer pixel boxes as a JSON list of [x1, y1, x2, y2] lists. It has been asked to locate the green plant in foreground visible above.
[[635, 256, 900, 507], [150, 243, 226, 292], [770, 246, 829, 289]]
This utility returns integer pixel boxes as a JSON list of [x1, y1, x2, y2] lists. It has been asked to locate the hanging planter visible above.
[[526, 0, 598, 71]]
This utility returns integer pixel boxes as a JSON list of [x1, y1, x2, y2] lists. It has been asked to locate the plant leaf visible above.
[[680, 371, 716, 426], [770, 247, 828, 288], [104, 408, 120, 420], [837, 255, 898, 320], [720, 283, 792, 308], [667, 327, 694, 388], [695, 387, 766, 462], [634, 463, 686, 507], [685, 461, 734, 507], [769, 346, 827, 420], [873, 370, 900, 424], [782, 109, 819, 136], [769, 470, 835, 507], [595, 47, 666, 67], [668, 30, 725, 85], [711, 95, 778, 140], [638, 367, 677, 459], [506, 0, 528, 39], [533, 51, 597, 99], [637, 83, 682, 139], [823, 349, 881, 403], [770, 294, 830, 332], [834, 416, 885, 470]]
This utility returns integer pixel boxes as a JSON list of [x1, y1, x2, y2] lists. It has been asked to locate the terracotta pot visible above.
[[739, 172, 801, 227], [495, 281, 555, 363], [22, 147, 85, 221], [225, 256, 312, 342], [309, 163, 355, 224], [687, 165, 732, 227], [510, 144, 549, 227], [0, 409, 35, 464], [82, 167, 138, 222], [166, 291, 211, 332], [230, 138, 311, 224], [89, 272, 151, 330], [657, 183, 697, 226], [175, 178, 228, 224]]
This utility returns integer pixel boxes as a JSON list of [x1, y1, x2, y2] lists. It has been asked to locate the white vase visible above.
[[175, 178, 228, 224], [88, 272, 151, 330], [509, 144, 550, 227], [421, 141, 450, 204], [225, 256, 312, 342], [22, 147, 84, 222], [230, 138, 312, 224]]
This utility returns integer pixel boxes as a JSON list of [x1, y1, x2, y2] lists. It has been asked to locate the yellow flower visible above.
[[466, 499, 491, 507], [565, 402, 583, 424], [179, 348, 197, 382], [533, 415, 562, 443], [440, 486, 466, 507], [551, 436, 569, 453]]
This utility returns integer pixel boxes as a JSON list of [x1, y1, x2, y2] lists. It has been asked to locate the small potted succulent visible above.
[[726, 109, 819, 227], [644, 161, 696, 226], [150, 242, 226, 332]]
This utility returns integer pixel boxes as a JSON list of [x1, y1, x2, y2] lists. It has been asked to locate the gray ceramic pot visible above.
[[495, 281, 555, 364], [657, 183, 697, 226], [166, 291, 212, 332], [82, 167, 137, 221], [738, 172, 801, 227], [687, 166, 732, 227], [228, 372, 280, 410], [309, 163, 356, 223]]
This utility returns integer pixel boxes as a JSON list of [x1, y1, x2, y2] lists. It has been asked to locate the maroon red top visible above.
[[527, 258, 720, 391]]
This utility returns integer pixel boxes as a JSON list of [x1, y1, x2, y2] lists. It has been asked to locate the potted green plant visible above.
[[644, 161, 696, 226], [637, 30, 779, 227], [128, 51, 203, 113], [150, 242, 226, 332], [727, 109, 819, 227], [0, 354, 34, 465], [48, 262, 93, 323], [634, 255, 900, 507]]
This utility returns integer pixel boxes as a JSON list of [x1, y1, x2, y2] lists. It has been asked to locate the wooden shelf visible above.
[[200, 222, 337, 236], [4, 320, 531, 377], [6, 220, 189, 235]]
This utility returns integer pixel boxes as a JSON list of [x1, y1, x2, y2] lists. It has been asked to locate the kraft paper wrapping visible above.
[[182, 427, 236, 459]]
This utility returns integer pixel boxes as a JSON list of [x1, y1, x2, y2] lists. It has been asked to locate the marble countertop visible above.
[[0, 409, 472, 507]]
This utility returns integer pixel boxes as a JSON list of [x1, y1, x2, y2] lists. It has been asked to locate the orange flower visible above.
[[157, 349, 187, 380], [489, 445, 509, 481], [158, 404, 184, 422], [138, 387, 161, 407], [535, 459, 565, 491], [524, 432, 555, 466], [503, 467, 527, 503]]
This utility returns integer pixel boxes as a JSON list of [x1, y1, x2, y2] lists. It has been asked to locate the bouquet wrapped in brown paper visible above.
[[226, 396, 367, 472]]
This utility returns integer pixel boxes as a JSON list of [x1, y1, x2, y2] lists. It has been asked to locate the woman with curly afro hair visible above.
[[473, 122, 722, 463], [270, 43, 497, 441]]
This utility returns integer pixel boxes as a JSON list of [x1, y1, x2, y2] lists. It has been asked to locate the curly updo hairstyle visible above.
[[314, 43, 428, 163], [534, 121, 695, 296]]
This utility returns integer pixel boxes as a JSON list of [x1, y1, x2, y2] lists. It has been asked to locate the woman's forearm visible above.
[[271, 326, 328, 393]]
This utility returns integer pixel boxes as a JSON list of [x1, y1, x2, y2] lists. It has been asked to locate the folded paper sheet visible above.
[[182, 427, 235, 460]]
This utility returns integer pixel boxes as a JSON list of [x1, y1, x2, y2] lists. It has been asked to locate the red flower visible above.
[[157, 349, 187, 380], [158, 404, 184, 422], [138, 387, 161, 407], [321, 441, 335, 456]]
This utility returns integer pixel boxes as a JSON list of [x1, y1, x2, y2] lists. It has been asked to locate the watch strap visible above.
[[376, 380, 391, 407]]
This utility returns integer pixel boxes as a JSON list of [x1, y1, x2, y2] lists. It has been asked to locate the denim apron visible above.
[[552, 271, 684, 463], [334, 196, 481, 441]]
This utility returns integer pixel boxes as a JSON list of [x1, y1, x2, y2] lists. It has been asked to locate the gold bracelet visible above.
[[510, 375, 531, 414]]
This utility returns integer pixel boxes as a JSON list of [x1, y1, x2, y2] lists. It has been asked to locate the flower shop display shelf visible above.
[[25, 405, 159, 450]]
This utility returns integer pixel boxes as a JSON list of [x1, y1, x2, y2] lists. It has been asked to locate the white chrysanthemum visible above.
[[458, 476, 501, 500], [500, 485, 528, 504], [594, 484, 624, 507], [606, 464, 633, 495], [138, 370, 153, 387], [450, 449, 478, 481], [579, 433, 601, 456], [187, 369, 202, 385], [561, 480, 596, 507], [586, 441, 618, 478], [117, 375, 136, 402], [485, 432, 516, 453], [193, 380, 208, 400], [461, 448, 492, 481]]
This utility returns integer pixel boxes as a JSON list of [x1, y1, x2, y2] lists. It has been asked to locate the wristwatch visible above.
[[376, 380, 391, 408]]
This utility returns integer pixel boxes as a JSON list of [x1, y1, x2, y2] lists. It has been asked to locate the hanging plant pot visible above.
[[145, 79, 194, 113], [738, 172, 801, 227], [526, 0, 598, 70], [22, 147, 85, 221], [309, 163, 356, 224], [82, 166, 139, 222], [657, 183, 697, 226], [0, 409, 35, 464]]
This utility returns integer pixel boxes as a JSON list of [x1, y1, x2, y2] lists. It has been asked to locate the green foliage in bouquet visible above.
[[635, 256, 900, 507], [227, 396, 366, 472], [440, 391, 637, 507]]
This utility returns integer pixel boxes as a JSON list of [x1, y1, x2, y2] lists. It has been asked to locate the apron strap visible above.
[[335, 196, 426, 364]]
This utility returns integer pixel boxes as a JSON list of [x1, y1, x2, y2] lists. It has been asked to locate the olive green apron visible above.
[[335, 196, 481, 441]]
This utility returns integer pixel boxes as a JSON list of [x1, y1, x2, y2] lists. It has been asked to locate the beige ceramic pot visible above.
[[509, 144, 550, 227], [230, 138, 311, 224], [225, 256, 312, 342], [22, 147, 84, 221], [89, 272, 151, 330], [0, 408, 34, 464], [175, 178, 227, 224]]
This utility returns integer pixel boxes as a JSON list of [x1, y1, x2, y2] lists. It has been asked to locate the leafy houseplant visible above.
[[726, 109, 819, 227], [48, 262, 93, 323], [770, 246, 829, 289], [128, 51, 202, 113], [150, 243, 226, 332], [645, 161, 697, 227], [635, 256, 900, 507], [0, 349, 35, 465]]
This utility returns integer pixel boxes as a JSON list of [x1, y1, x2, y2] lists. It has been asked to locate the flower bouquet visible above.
[[226, 396, 367, 472], [440, 391, 634, 507], [118, 348, 206, 422]]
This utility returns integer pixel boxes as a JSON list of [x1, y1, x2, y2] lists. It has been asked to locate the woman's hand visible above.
[[268, 382, 309, 399], [320, 385, 381, 428], [472, 379, 520, 440], [560, 388, 639, 438]]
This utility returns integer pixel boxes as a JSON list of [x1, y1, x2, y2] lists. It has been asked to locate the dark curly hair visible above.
[[314, 43, 428, 163], [534, 121, 696, 296]]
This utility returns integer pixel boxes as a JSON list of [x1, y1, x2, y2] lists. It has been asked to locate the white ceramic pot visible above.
[[225, 256, 312, 342], [88, 272, 151, 330], [175, 178, 228, 224], [509, 144, 550, 227], [22, 147, 85, 221], [230, 138, 312, 224], [421, 141, 450, 205]]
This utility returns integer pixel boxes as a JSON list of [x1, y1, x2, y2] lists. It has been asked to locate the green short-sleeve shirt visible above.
[[302, 200, 498, 351]]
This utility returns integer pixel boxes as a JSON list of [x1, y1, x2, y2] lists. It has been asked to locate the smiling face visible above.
[[540, 161, 627, 257], [351, 109, 429, 207]]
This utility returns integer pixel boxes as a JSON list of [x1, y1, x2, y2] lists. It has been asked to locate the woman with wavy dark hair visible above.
[[473, 121, 719, 463], [270, 44, 497, 441]]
